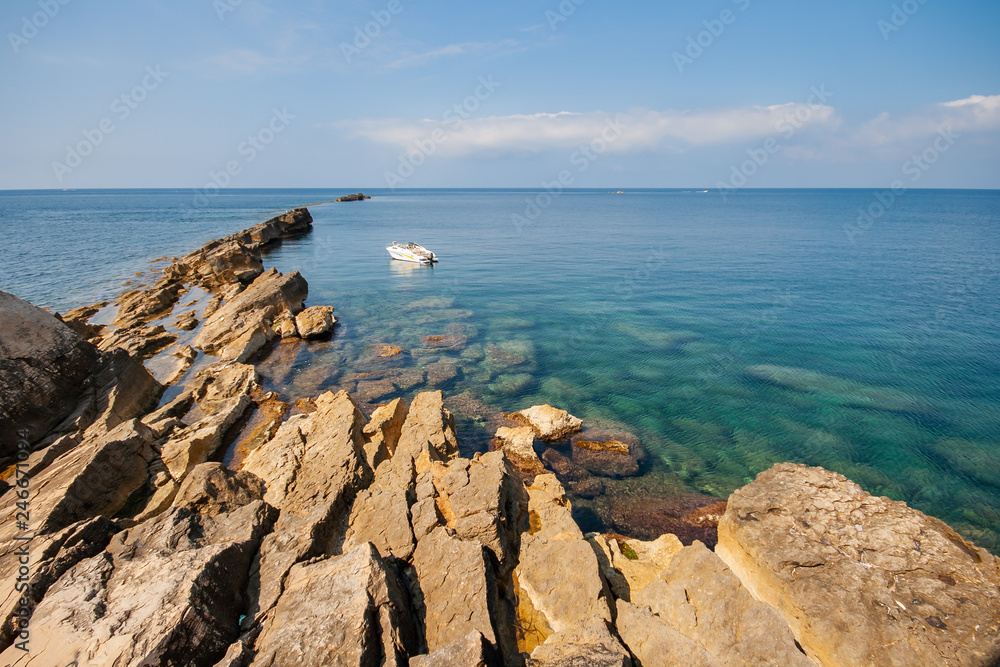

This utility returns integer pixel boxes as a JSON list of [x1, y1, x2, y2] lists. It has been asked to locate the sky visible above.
[[1, 0, 998, 190]]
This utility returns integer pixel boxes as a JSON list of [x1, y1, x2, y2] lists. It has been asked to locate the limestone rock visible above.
[[541, 448, 605, 499], [194, 268, 308, 362], [413, 527, 502, 654], [113, 280, 183, 327], [515, 475, 627, 664], [162, 239, 262, 289], [614, 600, 717, 667], [410, 632, 501, 667], [493, 426, 544, 475], [588, 533, 683, 601], [294, 305, 335, 339], [240, 390, 372, 619], [716, 463, 1000, 667], [343, 454, 417, 560], [0, 463, 275, 666], [273, 312, 299, 339], [515, 405, 583, 442], [0, 290, 101, 458], [437, 451, 528, 574], [250, 543, 417, 667], [395, 390, 460, 463], [160, 395, 252, 482], [363, 397, 408, 471], [629, 541, 815, 667]]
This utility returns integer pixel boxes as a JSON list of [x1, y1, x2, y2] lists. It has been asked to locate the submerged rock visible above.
[[745, 364, 928, 414], [571, 429, 646, 478], [716, 463, 1000, 667]]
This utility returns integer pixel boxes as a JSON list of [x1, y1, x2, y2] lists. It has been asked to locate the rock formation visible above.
[[3, 208, 998, 667]]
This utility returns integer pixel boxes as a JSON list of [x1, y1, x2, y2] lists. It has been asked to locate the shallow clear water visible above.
[[3, 188, 999, 549]]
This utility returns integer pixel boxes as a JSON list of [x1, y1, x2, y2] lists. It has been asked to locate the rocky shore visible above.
[[1, 207, 998, 666]]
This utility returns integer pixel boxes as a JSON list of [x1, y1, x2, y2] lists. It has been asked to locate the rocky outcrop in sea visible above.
[[1, 207, 998, 666]]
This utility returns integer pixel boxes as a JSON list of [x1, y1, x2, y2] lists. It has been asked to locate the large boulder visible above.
[[716, 463, 1000, 667], [194, 268, 308, 362], [0, 290, 101, 458]]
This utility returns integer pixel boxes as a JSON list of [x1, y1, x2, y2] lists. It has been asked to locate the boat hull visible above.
[[387, 247, 433, 264]]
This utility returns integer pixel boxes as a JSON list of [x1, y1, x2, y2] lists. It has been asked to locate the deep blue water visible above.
[[2, 188, 999, 548]]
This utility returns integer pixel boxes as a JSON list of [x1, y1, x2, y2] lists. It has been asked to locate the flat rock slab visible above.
[[514, 405, 582, 442], [716, 462, 1000, 667]]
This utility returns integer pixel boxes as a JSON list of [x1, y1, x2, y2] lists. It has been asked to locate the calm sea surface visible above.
[[2, 188, 999, 548]]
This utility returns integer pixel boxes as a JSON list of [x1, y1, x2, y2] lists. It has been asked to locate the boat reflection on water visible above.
[[388, 259, 435, 276]]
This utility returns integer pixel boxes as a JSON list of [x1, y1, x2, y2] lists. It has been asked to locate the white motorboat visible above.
[[386, 241, 437, 264]]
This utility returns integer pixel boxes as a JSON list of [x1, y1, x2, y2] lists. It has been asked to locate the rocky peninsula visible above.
[[1, 207, 998, 666]]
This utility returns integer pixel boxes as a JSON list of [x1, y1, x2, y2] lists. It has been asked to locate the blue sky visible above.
[[1, 0, 998, 189]]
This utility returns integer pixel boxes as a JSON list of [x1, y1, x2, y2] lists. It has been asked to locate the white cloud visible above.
[[340, 103, 839, 156], [339, 95, 1000, 161], [383, 39, 524, 69]]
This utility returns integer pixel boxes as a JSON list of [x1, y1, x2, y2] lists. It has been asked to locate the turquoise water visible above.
[[3, 189, 999, 549]]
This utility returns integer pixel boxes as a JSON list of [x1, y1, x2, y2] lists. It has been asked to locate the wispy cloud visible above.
[[340, 103, 839, 155], [339, 95, 1000, 161], [383, 39, 524, 69]]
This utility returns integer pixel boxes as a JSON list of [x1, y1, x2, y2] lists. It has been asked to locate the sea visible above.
[[2, 188, 999, 549]]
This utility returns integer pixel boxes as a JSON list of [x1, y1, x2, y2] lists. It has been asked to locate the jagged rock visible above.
[[515, 475, 629, 664], [716, 463, 1000, 667], [187, 362, 260, 416], [570, 429, 645, 478], [225, 207, 313, 252], [410, 631, 501, 667], [163, 239, 263, 289], [493, 426, 544, 475], [395, 390, 460, 464], [174, 309, 199, 331], [0, 290, 101, 458], [433, 451, 528, 575], [294, 305, 335, 339], [0, 517, 118, 650], [413, 527, 502, 654], [273, 312, 298, 339], [159, 343, 198, 386], [160, 395, 252, 482], [226, 396, 290, 470], [98, 322, 178, 359], [588, 533, 683, 601], [113, 280, 183, 327], [343, 454, 417, 560], [336, 192, 372, 202], [56, 300, 106, 340], [623, 541, 814, 667], [526, 617, 632, 667], [250, 543, 417, 667], [373, 344, 404, 358], [240, 391, 372, 619], [0, 419, 152, 543], [614, 601, 716, 667], [194, 268, 308, 362], [362, 397, 408, 472], [0, 463, 275, 666], [514, 405, 583, 442]]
